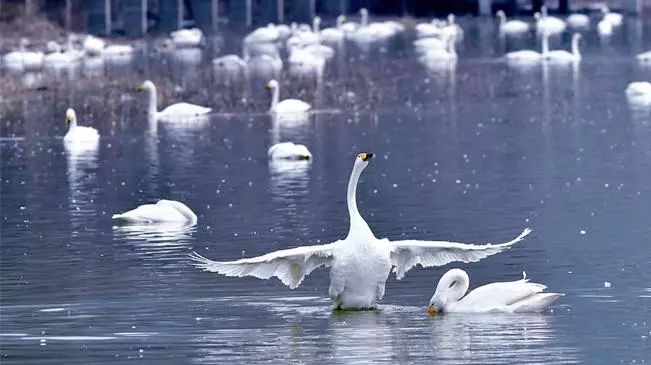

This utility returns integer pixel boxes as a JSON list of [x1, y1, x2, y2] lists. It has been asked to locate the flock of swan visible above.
[[17, 5, 651, 313]]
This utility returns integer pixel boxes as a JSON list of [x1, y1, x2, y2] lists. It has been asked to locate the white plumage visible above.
[[266, 79, 311, 114], [268, 142, 312, 160], [170, 28, 203, 48], [137, 80, 211, 121], [113, 200, 197, 224], [63, 108, 99, 145], [496, 10, 530, 34], [428, 268, 563, 314], [191, 153, 530, 309]]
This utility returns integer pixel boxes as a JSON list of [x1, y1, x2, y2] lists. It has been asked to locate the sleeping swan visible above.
[[428, 268, 563, 314], [137, 80, 211, 121], [190, 153, 531, 310], [113, 199, 197, 224]]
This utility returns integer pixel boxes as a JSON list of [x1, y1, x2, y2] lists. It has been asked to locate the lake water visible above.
[[1, 16, 650, 364]]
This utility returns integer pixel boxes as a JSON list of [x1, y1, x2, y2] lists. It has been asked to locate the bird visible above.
[[113, 200, 197, 224], [268, 142, 312, 160], [170, 28, 203, 48], [427, 268, 563, 314], [626, 82, 651, 104], [566, 13, 589, 28], [137, 80, 211, 121], [598, 15, 613, 37], [636, 50, 651, 62], [320, 15, 346, 43], [544, 33, 581, 63], [83, 35, 106, 56], [535, 6, 566, 35], [63, 108, 100, 145], [601, 6, 623, 27], [265, 79, 311, 114], [418, 35, 457, 64], [190, 153, 531, 310], [496, 10, 530, 35], [3, 38, 44, 71]]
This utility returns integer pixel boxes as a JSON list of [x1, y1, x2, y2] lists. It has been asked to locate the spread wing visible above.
[[389, 228, 531, 279], [189, 242, 340, 289]]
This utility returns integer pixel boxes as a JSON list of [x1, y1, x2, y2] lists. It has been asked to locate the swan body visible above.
[[535, 6, 566, 35], [506, 30, 548, 63], [83, 35, 106, 56], [567, 13, 589, 28], [637, 51, 651, 63], [598, 18, 613, 36], [266, 79, 311, 114], [170, 28, 203, 47], [413, 37, 447, 52], [212, 54, 246, 73], [497, 10, 529, 34], [418, 35, 457, 63], [416, 19, 447, 38], [191, 153, 531, 309], [601, 6, 623, 27], [44, 43, 80, 68], [245, 24, 280, 44], [3, 39, 44, 71], [302, 43, 335, 60], [113, 199, 197, 224], [137, 80, 211, 121], [268, 142, 312, 160], [247, 54, 283, 77], [64, 108, 99, 144], [428, 269, 563, 314], [320, 15, 346, 43], [103, 44, 134, 57], [288, 49, 325, 78], [626, 82, 651, 103], [544, 33, 581, 63]]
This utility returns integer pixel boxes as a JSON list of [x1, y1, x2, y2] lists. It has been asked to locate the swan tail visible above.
[[512, 292, 564, 313]]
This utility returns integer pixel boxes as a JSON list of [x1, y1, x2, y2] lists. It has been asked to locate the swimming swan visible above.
[[190, 153, 531, 309], [63, 108, 100, 144], [601, 6, 623, 27], [535, 6, 566, 35], [544, 33, 581, 63], [170, 28, 203, 48], [4, 39, 44, 71], [427, 268, 563, 314], [113, 199, 197, 224], [320, 15, 346, 43], [566, 13, 589, 28], [268, 142, 312, 160], [137, 80, 211, 121], [496, 10, 529, 34], [266, 79, 311, 114]]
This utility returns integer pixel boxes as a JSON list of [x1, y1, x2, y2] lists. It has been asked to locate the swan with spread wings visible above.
[[190, 153, 530, 309]]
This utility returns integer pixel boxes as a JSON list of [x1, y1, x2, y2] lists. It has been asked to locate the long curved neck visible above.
[[498, 13, 506, 27], [541, 31, 549, 55], [572, 36, 580, 56], [147, 87, 158, 117], [313, 18, 320, 33], [337, 16, 344, 28], [448, 35, 456, 55], [270, 86, 279, 111], [436, 269, 470, 304], [361, 11, 368, 26], [346, 162, 372, 238]]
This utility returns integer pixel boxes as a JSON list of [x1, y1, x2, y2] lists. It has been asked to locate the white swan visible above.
[[535, 6, 566, 35], [244, 24, 280, 44], [427, 269, 563, 314], [3, 39, 44, 71], [137, 80, 211, 121], [418, 35, 457, 64], [103, 44, 135, 57], [497, 10, 529, 34], [170, 28, 203, 47], [287, 49, 325, 78], [416, 18, 447, 38], [83, 35, 105, 56], [64, 108, 99, 144], [413, 37, 447, 53], [566, 13, 589, 28], [43, 43, 80, 68], [441, 14, 463, 38], [190, 153, 531, 309], [637, 50, 651, 63], [268, 142, 312, 160], [113, 199, 197, 224], [544, 33, 581, 63], [266, 79, 311, 114], [321, 15, 346, 43], [598, 17, 613, 36], [601, 6, 623, 27], [626, 82, 651, 104]]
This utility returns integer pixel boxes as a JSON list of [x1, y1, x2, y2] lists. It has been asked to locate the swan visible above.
[[626, 82, 651, 103], [103, 44, 135, 57], [113, 199, 197, 224], [320, 15, 346, 43], [268, 142, 312, 160], [83, 35, 105, 56], [427, 269, 563, 314], [535, 6, 566, 35], [418, 35, 457, 64], [64, 108, 99, 144], [544, 33, 581, 63], [601, 6, 623, 27], [637, 50, 651, 63], [566, 13, 589, 28], [496, 10, 529, 34], [505, 30, 548, 63], [244, 24, 280, 44], [416, 18, 447, 38], [137, 80, 212, 121], [190, 153, 531, 309], [247, 54, 283, 79], [266, 79, 311, 114], [441, 14, 463, 39], [288, 49, 325, 78], [170, 28, 203, 47], [3, 39, 44, 71], [598, 17, 613, 36], [350, 8, 397, 43], [44, 43, 80, 68], [413, 37, 447, 52]]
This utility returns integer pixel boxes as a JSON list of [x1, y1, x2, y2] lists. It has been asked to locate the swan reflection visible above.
[[114, 222, 196, 267], [65, 139, 99, 227]]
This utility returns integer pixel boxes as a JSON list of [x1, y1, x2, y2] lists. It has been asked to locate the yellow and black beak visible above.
[[66, 115, 73, 123], [427, 305, 439, 316], [360, 152, 374, 162], [265, 82, 273, 90], [136, 84, 145, 92]]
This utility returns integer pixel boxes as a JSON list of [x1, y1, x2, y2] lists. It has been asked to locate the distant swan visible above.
[[191, 153, 531, 309], [137, 80, 211, 121], [266, 79, 311, 114], [535, 6, 566, 35], [3, 38, 44, 71], [598, 17, 613, 36], [170, 28, 203, 47], [626, 82, 651, 104], [268, 142, 312, 160], [496, 10, 529, 34], [63, 108, 100, 144], [544, 33, 581, 63], [320, 15, 346, 43], [601, 6, 623, 27], [113, 199, 197, 224], [505, 32, 548, 63], [418, 35, 457, 64], [428, 268, 563, 314], [566, 13, 589, 28], [637, 50, 651, 62]]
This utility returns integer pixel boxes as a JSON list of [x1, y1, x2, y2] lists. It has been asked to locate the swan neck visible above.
[[346, 162, 373, 239], [541, 31, 549, 55], [270, 86, 279, 111], [498, 13, 505, 27], [361, 12, 368, 26], [147, 87, 158, 117], [572, 36, 580, 56], [435, 269, 470, 305]]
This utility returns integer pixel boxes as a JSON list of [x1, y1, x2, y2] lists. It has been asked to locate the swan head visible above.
[[428, 268, 470, 315], [336, 15, 346, 26], [266, 79, 279, 90], [359, 8, 368, 17], [533, 12, 541, 20], [354, 152, 374, 170], [137, 80, 155, 92], [447, 14, 455, 24], [66, 108, 77, 126], [573, 33, 582, 42], [496, 10, 505, 20]]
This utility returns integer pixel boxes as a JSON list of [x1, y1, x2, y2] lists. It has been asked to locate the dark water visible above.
[[2, 17, 650, 364]]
